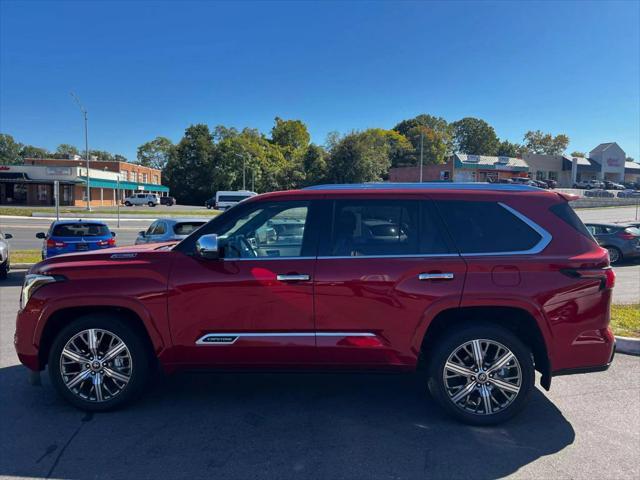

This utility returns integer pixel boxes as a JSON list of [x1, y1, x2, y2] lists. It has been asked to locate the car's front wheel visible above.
[[0, 259, 8, 279], [48, 314, 152, 411], [427, 324, 534, 425], [124, 201, 132, 207]]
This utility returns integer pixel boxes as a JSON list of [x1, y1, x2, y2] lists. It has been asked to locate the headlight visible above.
[[20, 274, 60, 310]]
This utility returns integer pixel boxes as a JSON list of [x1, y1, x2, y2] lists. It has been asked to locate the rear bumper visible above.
[[552, 341, 616, 377]]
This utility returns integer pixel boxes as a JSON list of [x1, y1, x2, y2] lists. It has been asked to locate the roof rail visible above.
[[303, 182, 542, 192]]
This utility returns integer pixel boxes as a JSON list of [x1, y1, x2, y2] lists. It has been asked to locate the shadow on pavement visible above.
[[2, 269, 27, 287], [0, 365, 574, 480]]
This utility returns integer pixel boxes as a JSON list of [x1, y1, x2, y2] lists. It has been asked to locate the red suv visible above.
[[15, 183, 616, 424]]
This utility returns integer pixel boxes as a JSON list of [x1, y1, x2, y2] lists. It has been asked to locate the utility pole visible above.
[[243, 155, 246, 190], [71, 92, 91, 211], [419, 131, 424, 183]]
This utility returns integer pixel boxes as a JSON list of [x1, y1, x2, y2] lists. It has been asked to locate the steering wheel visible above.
[[225, 235, 256, 258]]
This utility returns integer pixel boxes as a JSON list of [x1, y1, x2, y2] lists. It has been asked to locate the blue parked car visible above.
[[36, 220, 117, 259]]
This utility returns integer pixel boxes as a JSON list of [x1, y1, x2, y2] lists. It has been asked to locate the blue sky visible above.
[[1, 0, 639, 161]]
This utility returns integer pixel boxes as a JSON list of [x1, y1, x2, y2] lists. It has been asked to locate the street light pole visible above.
[[243, 155, 246, 190], [419, 131, 424, 183], [71, 93, 91, 211]]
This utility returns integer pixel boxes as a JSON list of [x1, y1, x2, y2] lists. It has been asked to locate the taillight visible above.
[[46, 238, 65, 248], [98, 238, 116, 247], [617, 230, 638, 240], [561, 267, 615, 290]]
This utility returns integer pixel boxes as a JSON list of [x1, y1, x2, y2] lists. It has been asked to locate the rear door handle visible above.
[[277, 274, 310, 282], [418, 273, 454, 281]]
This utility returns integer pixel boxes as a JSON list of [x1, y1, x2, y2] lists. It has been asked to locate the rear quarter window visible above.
[[173, 222, 206, 235], [436, 201, 542, 254], [550, 203, 594, 239]]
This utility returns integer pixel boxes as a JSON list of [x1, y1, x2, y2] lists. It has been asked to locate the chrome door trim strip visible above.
[[196, 332, 376, 345], [317, 254, 461, 260]]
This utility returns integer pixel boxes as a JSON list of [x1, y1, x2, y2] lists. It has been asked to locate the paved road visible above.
[[0, 270, 638, 480]]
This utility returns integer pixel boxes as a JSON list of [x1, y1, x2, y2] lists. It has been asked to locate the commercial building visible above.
[[0, 158, 168, 206], [389, 153, 529, 183], [389, 142, 640, 187]]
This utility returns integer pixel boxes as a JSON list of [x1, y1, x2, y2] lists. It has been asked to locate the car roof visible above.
[[153, 217, 208, 224], [51, 219, 108, 226], [304, 182, 542, 192]]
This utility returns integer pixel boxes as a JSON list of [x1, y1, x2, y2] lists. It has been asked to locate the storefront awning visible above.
[[80, 178, 169, 192]]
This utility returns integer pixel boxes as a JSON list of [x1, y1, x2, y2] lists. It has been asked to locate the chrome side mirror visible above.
[[195, 234, 219, 260]]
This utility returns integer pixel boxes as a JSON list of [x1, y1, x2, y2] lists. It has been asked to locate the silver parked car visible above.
[[0, 230, 13, 279], [135, 218, 207, 245]]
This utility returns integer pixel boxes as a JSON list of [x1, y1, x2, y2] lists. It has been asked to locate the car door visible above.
[[313, 197, 467, 367], [168, 200, 320, 366], [147, 221, 167, 243]]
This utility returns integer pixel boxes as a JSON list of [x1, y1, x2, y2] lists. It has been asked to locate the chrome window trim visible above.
[[196, 332, 375, 345], [220, 256, 316, 261], [317, 254, 460, 260]]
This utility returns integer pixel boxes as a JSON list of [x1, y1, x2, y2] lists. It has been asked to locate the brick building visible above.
[[0, 158, 168, 207]]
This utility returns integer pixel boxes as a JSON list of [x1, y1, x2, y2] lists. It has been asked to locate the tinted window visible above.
[[326, 200, 418, 256], [420, 201, 451, 254], [215, 202, 309, 258], [437, 201, 542, 254], [550, 203, 594, 239], [173, 222, 206, 235], [154, 222, 166, 235], [52, 223, 110, 237]]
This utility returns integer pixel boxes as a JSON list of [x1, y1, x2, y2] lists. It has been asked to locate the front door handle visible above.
[[418, 272, 454, 281], [277, 274, 311, 282]]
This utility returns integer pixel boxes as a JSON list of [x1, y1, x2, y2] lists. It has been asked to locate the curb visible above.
[[12, 263, 35, 269], [615, 336, 640, 356]]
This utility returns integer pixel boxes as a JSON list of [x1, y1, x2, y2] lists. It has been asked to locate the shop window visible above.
[[548, 171, 558, 181], [37, 185, 48, 201], [131, 172, 137, 182]]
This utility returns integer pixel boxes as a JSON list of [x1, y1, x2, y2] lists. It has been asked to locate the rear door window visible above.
[[173, 222, 205, 235], [436, 201, 542, 254], [323, 200, 419, 257]]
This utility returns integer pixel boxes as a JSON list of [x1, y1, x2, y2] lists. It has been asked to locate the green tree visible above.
[[393, 114, 452, 165], [20, 144, 49, 160], [114, 154, 128, 163], [570, 151, 586, 157], [523, 130, 570, 155], [452, 117, 500, 156], [497, 140, 522, 157], [302, 144, 328, 186], [90, 150, 114, 161], [271, 117, 310, 150], [326, 129, 395, 183], [164, 124, 216, 204], [137, 136, 173, 169], [0, 134, 22, 164], [54, 144, 79, 158]]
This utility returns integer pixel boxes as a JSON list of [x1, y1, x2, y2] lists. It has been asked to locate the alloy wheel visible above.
[[59, 328, 132, 403], [606, 247, 620, 264], [442, 339, 522, 416]]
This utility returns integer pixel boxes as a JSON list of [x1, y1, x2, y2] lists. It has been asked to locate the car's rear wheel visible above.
[[48, 314, 152, 411], [427, 324, 534, 425], [606, 246, 622, 265], [148, 202, 155, 207]]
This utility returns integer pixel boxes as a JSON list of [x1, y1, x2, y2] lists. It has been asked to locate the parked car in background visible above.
[[36, 221, 117, 259], [17, 183, 617, 425], [511, 177, 540, 187], [0, 230, 12, 279], [205, 190, 256, 210], [584, 189, 615, 198], [544, 179, 557, 189], [135, 218, 207, 245], [585, 223, 640, 264], [160, 195, 176, 206], [573, 180, 604, 189], [617, 189, 640, 198], [603, 181, 625, 190], [123, 193, 159, 207]]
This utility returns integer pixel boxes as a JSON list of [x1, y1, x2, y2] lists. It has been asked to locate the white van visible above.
[[123, 193, 160, 207], [206, 190, 257, 210]]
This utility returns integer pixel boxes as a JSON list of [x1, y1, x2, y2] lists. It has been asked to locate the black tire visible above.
[[124, 201, 132, 207], [206, 204, 212, 209], [48, 313, 153, 412], [148, 202, 155, 207], [0, 259, 8, 280], [426, 323, 534, 426], [606, 246, 622, 265]]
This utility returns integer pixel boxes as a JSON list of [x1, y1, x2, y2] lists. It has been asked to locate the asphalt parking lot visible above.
[[0, 270, 638, 480]]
